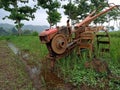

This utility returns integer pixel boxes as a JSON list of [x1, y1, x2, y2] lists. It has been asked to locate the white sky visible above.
[[0, 0, 119, 26]]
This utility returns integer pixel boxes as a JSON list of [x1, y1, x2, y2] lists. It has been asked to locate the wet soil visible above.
[[85, 58, 111, 73], [0, 40, 34, 90], [2, 41, 119, 90], [20, 52, 75, 90], [8, 42, 74, 90]]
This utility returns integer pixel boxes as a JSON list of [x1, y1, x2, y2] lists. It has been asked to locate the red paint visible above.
[[39, 28, 58, 36]]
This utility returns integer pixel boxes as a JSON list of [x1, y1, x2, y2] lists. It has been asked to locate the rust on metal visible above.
[[39, 4, 118, 69]]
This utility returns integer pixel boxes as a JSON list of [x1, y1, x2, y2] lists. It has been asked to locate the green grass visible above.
[[56, 52, 109, 88], [109, 30, 120, 38], [0, 31, 120, 89], [0, 40, 33, 90], [8, 35, 48, 58], [55, 31, 120, 89], [0, 35, 48, 70]]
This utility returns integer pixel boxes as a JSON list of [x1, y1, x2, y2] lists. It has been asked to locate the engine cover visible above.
[[39, 28, 58, 43]]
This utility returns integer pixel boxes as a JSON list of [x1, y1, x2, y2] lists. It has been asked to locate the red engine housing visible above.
[[39, 28, 58, 43]]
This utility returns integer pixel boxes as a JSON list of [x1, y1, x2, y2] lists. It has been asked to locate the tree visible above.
[[90, 0, 109, 25], [77, 0, 90, 20], [107, 8, 120, 27], [63, 0, 110, 25], [47, 9, 61, 27], [0, 0, 37, 36], [37, 0, 61, 28], [63, 1, 78, 25]]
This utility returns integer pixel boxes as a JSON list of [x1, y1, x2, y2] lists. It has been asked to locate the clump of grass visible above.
[[56, 52, 110, 89]]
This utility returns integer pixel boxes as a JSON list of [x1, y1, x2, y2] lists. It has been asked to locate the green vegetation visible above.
[[56, 31, 120, 89], [0, 0, 37, 35], [0, 23, 48, 36], [0, 30, 120, 89], [63, 0, 120, 25], [37, 0, 61, 27], [0, 0, 120, 89], [109, 30, 120, 38], [0, 40, 33, 89], [56, 52, 120, 89], [8, 36, 48, 58], [0, 0, 119, 34]]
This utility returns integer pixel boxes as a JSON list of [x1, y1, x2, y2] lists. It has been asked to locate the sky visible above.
[[0, 0, 120, 27]]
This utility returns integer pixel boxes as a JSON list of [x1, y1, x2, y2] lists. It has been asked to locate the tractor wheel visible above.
[[51, 34, 67, 54]]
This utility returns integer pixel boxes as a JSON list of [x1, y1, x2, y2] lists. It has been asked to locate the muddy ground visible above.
[[0, 40, 73, 90], [0, 40, 119, 90], [0, 40, 34, 90]]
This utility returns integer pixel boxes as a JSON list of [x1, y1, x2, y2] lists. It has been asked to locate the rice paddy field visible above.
[[0, 30, 120, 89]]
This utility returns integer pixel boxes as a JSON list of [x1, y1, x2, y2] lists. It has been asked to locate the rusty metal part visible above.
[[78, 31, 95, 57], [51, 34, 67, 54], [74, 5, 118, 28], [96, 29, 110, 54], [39, 28, 58, 43], [39, 4, 118, 69]]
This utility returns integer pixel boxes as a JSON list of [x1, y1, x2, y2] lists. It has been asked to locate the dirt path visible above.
[[0, 40, 34, 90], [0, 40, 73, 90]]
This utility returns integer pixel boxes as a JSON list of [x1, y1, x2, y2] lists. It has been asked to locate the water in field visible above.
[[8, 42, 41, 89], [7, 42, 73, 90], [8, 42, 19, 55]]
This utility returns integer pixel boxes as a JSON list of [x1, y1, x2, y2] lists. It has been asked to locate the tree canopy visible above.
[[0, 0, 119, 31], [37, 0, 61, 27], [63, 0, 120, 26], [0, 0, 37, 35]]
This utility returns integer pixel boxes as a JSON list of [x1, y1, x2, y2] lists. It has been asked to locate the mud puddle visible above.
[[8, 42, 74, 90], [8, 42, 19, 54]]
